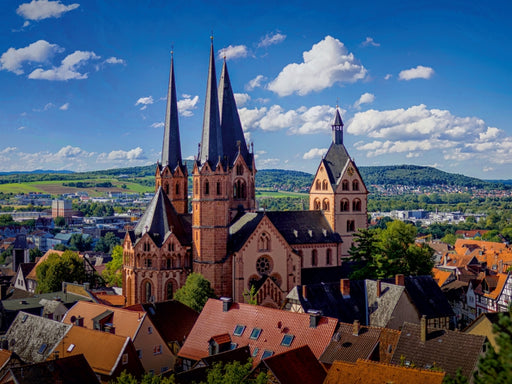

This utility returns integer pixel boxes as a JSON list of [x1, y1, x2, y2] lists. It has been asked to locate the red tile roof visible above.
[[178, 299, 338, 366]]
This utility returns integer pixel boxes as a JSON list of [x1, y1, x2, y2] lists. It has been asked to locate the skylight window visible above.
[[262, 350, 274, 359], [249, 328, 262, 340], [67, 344, 75, 352], [280, 334, 294, 347], [233, 325, 245, 337], [252, 347, 259, 357], [230, 342, 238, 350], [38, 343, 47, 354], [21, 314, 28, 323]]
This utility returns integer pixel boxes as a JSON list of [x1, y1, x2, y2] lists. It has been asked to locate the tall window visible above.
[[341, 199, 349, 212], [217, 181, 221, 195], [322, 199, 330, 211], [314, 199, 321, 210], [326, 248, 332, 265], [315, 180, 321, 190], [342, 180, 349, 191], [258, 233, 270, 251], [144, 281, 152, 303], [175, 182, 180, 195], [204, 180, 209, 195], [234, 179, 247, 199], [352, 180, 359, 191], [165, 183, 169, 194], [322, 180, 328, 190], [237, 164, 244, 175], [166, 281, 174, 300], [311, 250, 318, 266], [353, 199, 361, 211], [347, 220, 355, 232]]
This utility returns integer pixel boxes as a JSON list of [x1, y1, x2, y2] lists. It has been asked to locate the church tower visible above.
[[155, 53, 188, 215], [309, 107, 368, 258], [192, 41, 255, 297]]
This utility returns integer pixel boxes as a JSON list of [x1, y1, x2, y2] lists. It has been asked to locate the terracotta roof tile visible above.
[[432, 268, 454, 287], [178, 299, 337, 366], [211, 333, 231, 345], [324, 359, 445, 384]]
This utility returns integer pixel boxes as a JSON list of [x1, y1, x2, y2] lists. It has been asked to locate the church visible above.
[[122, 42, 368, 308]]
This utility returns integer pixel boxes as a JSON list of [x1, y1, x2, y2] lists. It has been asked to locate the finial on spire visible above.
[[336, 97, 339, 109], [210, 31, 214, 43], [171, 43, 174, 58]]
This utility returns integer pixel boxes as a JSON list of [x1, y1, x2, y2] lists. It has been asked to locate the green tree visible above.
[[205, 359, 266, 384], [174, 272, 216, 312], [443, 368, 468, 384], [348, 228, 382, 279], [95, 232, 121, 253], [102, 245, 124, 287], [69, 233, 93, 252], [54, 216, 66, 227], [243, 285, 258, 305], [441, 233, 457, 246], [36, 250, 87, 293], [29, 247, 43, 262], [109, 371, 175, 384], [0, 214, 15, 226], [474, 308, 512, 383]]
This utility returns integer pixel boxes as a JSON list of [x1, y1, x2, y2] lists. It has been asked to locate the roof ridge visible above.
[[355, 358, 446, 376]]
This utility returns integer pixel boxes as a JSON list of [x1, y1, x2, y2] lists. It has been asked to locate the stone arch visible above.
[[234, 179, 247, 199], [322, 199, 330, 211], [141, 279, 153, 303], [353, 199, 362, 212], [165, 278, 178, 300]]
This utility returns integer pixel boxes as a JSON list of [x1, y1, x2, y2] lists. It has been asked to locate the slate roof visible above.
[[178, 298, 338, 366], [293, 280, 367, 324], [229, 211, 341, 252], [390, 322, 486, 379], [124, 300, 199, 345], [5, 354, 99, 384], [322, 142, 351, 187], [4, 311, 72, 363], [366, 280, 406, 327], [324, 359, 445, 384], [260, 345, 327, 384], [319, 322, 381, 364], [132, 187, 191, 247]]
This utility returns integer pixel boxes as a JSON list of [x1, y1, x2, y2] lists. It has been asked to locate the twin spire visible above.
[[161, 40, 251, 172]]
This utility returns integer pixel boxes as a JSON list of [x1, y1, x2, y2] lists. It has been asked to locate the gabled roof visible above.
[[366, 280, 406, 327], [229, 211, 341, 252], [125, 300, 198, 344], [324, 359, 445, 384], [390, 322, 486, 379], [133, 187, 191, 247], [62, 301, 145, 339], [5, 312, 72, 363], [319, 322, 381, 364], [4, 354, 99, 384], [293, 280, 366, 324], [260, 345, 327, 384], [322, 142, 351, 188], [432, 268, 455, 287], [52, 326, 141, 377], [26, 250, 65, 281], [178, 298, 338, 366]]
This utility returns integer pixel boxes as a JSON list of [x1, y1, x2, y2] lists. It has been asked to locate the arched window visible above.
[[143, 280, 153, 303], [204, 180, 209, 195], [217, 181, 221, 195], [353, 199, 361, 212], [326, 248, 332, 265], [234, 179, 247, 199], [342, 180, 349, 191], [322, 180, 328, 190], [315, 180, 321, 190], [314, 199, 321, 210], [311, 250, 318, 266], [166, 258, 172, 269], [340, 199, 349, 212], [347, 220, 355, 232], [175, 182, 180, 195], [237, 164, 244, 175], [258, 233, 270, 251], [352, 180, 359, 191], [322, 199, 330, 211]]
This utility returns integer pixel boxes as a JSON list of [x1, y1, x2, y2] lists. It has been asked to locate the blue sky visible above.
[[1, 0, 511, 179]]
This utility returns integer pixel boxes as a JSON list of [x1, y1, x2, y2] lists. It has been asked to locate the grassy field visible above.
[[256, 190, 308, 198]]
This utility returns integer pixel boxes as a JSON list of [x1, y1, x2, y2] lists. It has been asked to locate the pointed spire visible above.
[[199, 38, 222, 165], [218, 58, 250, 167], [161, 52, 183, 170], [332, 106, 344, 145]]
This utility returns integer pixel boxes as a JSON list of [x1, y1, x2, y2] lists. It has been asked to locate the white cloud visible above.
[[17, 0, 79, 21], [217, 45, 248, 60], [135, 96, 154, 110], [29, 50, 100, 80], [239, 104, 337, 135], [258, 32, 286, 48], [354, 92, 375, 109], [245, 75, 266, 91], [257, 158, 281, 168], [398, 65, 434, 80], [43, 102, 54, 110], [0, 40, 63, 75], [18, 126, 26, 130], [303, 147, 328, 159], [234, 93, 250, 106], [151, 122, 164, 129], [384, 74, 392, 80], [1, 147, 17, 154], [268, 36, 367, 96], [59, 102, 69, 110], [105, 56, 125, 65], [104, 147, 145, 161], [347, 104, 512, 165], [361, 37, 380, 47], [177, 95, 199, 117]]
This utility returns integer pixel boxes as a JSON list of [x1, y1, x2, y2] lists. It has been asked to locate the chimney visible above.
[[376, 280, 382, 298], [340, 279, 350, 297], [302, 285, 307, 299], [220, 297, 233, 312], [395, 274, 405, 286], [421, 315, 427, 343], [308, 310, 322, 328], [353, 320, 360, 336]]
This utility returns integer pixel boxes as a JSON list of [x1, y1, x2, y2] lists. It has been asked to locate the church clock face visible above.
[[347, 166, 354, 176]]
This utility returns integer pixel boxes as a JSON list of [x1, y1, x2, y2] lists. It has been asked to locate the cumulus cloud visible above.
[[17, 0, 79, 21], [354, 92, 375, 109], [234, 93, 250, 106], [258, 32, 286, 48], [177, 94, 199, 117], [29, 50, 100, 80], [1, 147, 17, 154], [361, 37, 380, 47], [347, 104, 512, 165], [0, 40, 63, 74], [303, 147, 328, 159], [258, 158, 281, 168], [384, 74, 392, 80], [105, 57, 125, 65], [151, 122, 164, 129], [238, 104, 337, 135], [218, 45, 248, 60], [245, 75, 266, 91], [268, 36, 367, 96], [135, 96, 154, 110], [59, 102, 69, 110], [104, 147, 145, 161], [398, 65, 434, 80]]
